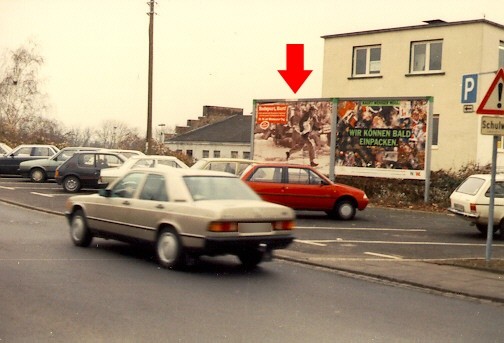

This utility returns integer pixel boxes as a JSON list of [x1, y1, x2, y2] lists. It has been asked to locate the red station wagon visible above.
[[241, 163, 369, 220]]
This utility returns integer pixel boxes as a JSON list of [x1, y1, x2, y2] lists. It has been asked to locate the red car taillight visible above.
[[208, 222, 238, 232], [272, 220, 295, 231], [470, 203, 477, 212]]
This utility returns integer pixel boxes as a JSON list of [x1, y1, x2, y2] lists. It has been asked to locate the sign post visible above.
[[476, 68, 504, 261]]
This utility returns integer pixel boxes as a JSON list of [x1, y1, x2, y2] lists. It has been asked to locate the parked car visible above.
[[99, 155, 189, 186], [65, 167, 295, 269], [55, 151, 127, 192], [191, 158, 256, 175], [19, 147, 100, 182], [241, 163, 369, 220], [106, 149, 145, 158], [448, 174, 504, 235], [0, 143, 12, 155], [0, 144, 60, 175]]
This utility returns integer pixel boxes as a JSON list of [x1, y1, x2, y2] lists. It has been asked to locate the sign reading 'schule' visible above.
[[252, 97, 432, 180], [481, 116, 504, 135]]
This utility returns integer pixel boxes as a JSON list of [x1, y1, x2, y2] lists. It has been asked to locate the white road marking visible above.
[[294, 239, 327, 247], [364, 252, 403, 259], [296, 226, 426, 232], [306, 239, 504, 247], [0, 186, 15, 190], [8, 186, 56, 190], [30, 192, 54, 198]]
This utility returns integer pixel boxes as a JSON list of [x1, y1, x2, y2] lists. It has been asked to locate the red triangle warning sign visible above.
[[477, 68, 504, 115]]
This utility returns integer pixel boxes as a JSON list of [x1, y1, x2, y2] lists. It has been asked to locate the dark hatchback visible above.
[[55, 151, 127, 192]]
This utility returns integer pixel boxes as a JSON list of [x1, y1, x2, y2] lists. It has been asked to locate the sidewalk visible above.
[[276, 250, 504, 304]]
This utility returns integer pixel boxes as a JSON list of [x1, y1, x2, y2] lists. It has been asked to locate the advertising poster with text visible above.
[[253, 100, 333, 171], [335, 99, 429, 179]]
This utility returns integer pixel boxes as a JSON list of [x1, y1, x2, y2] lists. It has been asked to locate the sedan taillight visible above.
[[470, 203, 477, 212], [208, 222, 238, 232], [272, 220, 295, 231]]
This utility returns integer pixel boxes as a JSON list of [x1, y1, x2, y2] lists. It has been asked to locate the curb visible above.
[[274, 251, 504, 304]]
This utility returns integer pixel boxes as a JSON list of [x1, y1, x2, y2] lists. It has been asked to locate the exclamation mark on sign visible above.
[[498, 82, 503, 109]]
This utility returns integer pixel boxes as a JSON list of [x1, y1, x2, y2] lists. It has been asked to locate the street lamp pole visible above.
[[113, 126, 117, 148], [146, 0, 155, 154]]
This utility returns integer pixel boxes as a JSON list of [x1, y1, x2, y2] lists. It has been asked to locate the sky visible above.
[[1, 0, 504, 133]]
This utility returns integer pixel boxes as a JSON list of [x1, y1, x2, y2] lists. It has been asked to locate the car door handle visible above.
[[122, 200, 130, 205], [156, 204, 164, 209]]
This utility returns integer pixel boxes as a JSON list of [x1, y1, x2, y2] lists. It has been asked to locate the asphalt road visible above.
[[1, 203, 503, 342], [1, 177, 503, 262]]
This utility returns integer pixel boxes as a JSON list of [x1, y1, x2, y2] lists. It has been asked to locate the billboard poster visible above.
[[253, 100, 333, 170], [335, 99, 430, 179]]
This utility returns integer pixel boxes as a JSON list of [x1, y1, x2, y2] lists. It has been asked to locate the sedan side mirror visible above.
[[98, 189, 112, 197]]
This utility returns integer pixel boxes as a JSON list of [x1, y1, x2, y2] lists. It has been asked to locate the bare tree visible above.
[[0, 41, 49, 145], [65, 126, 95, 147]]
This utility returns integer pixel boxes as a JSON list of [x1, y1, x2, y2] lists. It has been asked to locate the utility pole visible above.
[[146, 0, 155, 154]]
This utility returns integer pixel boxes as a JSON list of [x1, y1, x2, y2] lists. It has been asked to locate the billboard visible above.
[[335, 99, 430, 179], [253, 99, 333, 170], [252, 97, 431, 180]]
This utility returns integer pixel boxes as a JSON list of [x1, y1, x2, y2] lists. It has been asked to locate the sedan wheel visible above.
[[70, 210, 92, 247], [238, 249, 264, 269], [30, 168, 46, 183], [156, 228, 185, 269], [333, 199, 356, 220], [63, 176, 81, 193]]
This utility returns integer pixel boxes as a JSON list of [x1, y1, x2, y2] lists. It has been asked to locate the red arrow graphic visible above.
[[278, 44, 313, 94]]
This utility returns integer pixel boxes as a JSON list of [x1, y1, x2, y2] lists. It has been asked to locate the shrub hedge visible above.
[[334, 163, 492, 210]]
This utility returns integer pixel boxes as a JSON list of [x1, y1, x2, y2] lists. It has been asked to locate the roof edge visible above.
[[321, 19, 504, 39]]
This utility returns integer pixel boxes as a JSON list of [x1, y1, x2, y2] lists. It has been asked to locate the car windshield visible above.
[[183, 176, 260, 201], [456, 177, 486, 195], [191, 160, 207, 169]]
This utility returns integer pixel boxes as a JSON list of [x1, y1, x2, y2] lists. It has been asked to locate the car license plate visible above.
[[239, 222, 270, 233], [454, 203, 464, 212]]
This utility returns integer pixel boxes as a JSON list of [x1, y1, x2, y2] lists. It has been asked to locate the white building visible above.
[[321, 19, 504, 171], [165, 113, 252, 161]]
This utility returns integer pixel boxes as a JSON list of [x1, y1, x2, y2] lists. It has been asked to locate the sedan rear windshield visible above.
[[456, 177, 486, 195], [184, 176, 260, 201]]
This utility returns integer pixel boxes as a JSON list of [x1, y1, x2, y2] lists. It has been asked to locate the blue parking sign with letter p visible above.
[[461, 74, 478, 103]]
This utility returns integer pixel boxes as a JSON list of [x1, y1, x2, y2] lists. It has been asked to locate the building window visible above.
[[231, 151, 238, 158], [353, 45, 381, 76], [410, 40, 442, 73], [202, 150, 209, 158], [499, 41, 504, 68], [186, 150, 193, 158], [432, 114, 439, 146], [243, 151, 250, 159], [213, 150, 220, 158]]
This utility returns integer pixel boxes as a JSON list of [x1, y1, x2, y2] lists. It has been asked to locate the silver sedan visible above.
[[65, 168, 295, 269]]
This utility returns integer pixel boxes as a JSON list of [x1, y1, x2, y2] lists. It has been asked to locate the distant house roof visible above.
[[321, 19, 504, 39], [167, 114, 252, 144]]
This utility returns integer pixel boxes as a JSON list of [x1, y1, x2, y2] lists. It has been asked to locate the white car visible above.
[[448, 174, 504, 235], [105, 149, 145, 158], [0, 143, 12, 155], [99, 155, 189, 186], [191, 158, 256, 175], [65, 167, 296, 269]]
